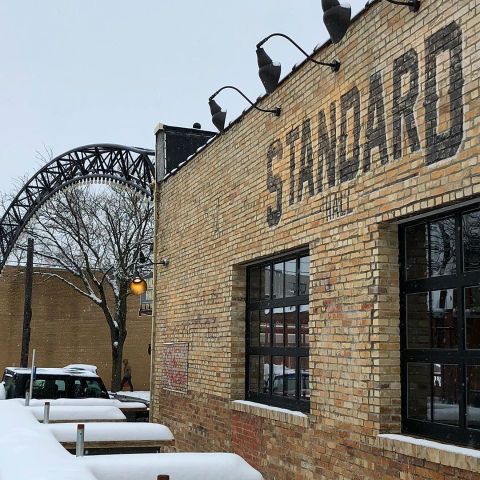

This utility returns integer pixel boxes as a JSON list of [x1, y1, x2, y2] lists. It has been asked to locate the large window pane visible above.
[[284, 357, 296, 398], [432, 364, 459, 426], [463, 210, 480, 272], [264, 265, 271, 300], [408, 363, 431, 421], [249, 311, 260, 347], [430, 218, 456, 277], [249, 266, 270, 300], [285, 306, 297, 347], [285, 259, 297, 297], [405, 217, 456, 280], [273, 262, 284, 299], [272, 356, 284, 396], [261, 356, 270, 395], [299, 256, 310, 295], [249, 267, 262, 300], [273, 308, 284, 347], [402, 208, 480, 446], [259, 309, 271, 346], [300, 305, 309, 347], [300, 357, 310, 400], [407, 290, 457, 349], [467, 366, 480, 430], [246, 251, 309, 412], [405, 223, 429, 280], [248, 356, 260, 393], [465, 287, 480, 349]]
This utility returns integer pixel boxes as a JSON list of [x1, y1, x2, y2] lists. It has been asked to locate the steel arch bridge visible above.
[[0, 143, 155, 272]]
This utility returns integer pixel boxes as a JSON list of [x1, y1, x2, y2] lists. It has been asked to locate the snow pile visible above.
[[47, 422, 174, 443], [233, 400, 307, 418], [30, 405, 126, 422], [379, 433, 480, 458], [115, 390, 150, 402], [21, 397, 146, 410], [0, 400, 97, 480], [64, 364, 98, 374], [0, 400, 264, 480], [81, 453, 264, 480]]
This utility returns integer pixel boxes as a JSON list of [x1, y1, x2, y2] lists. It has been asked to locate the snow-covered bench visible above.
[[21, 397, 148, 420], [0, 400, 263, 480], [80, 452, 263, 480], [30, 405, 127, 423], [47, 422, 175, 452]]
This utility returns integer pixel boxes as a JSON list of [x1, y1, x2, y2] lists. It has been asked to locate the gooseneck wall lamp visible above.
[[322, 0, 352, 44], [256, 33, 341, 94], [129, 247, 169, 296], [209, 86, 281, 133], [322, 0, 420, 45]]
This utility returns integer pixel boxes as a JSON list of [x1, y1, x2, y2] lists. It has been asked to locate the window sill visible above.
[[376, 434, 480, 473], [231, 400, 309, 427]]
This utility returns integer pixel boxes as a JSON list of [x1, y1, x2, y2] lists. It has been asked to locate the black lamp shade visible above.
[[322, 0, 351, 44], [256, 47, 282, 94], [209, 98, 227, 133]]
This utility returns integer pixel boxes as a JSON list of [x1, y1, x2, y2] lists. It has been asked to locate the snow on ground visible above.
[[0, 399, 264, 480], [47, 422, 174, 443], [113, 390, 150, 402], [30, 405, 126, 422], [80, 453, 264, 480]]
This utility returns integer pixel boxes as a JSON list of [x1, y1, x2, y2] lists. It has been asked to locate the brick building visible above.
[[0, 266, 152, 390], [151, 0, 480, 478]]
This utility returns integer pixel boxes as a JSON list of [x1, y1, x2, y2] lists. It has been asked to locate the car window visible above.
[[73, 378, 108, 398], [32, 377, 62, 399], [55, 380, 66, 397]]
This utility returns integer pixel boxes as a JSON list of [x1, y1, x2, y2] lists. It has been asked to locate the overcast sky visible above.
[[0, 0, 365, 195]]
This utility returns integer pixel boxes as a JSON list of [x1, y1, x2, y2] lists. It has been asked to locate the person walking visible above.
[[121, 359, 134, 392]]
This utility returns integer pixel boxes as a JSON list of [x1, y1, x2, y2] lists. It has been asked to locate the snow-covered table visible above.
[[19, 397, 147, 410], [80, 452, 264, 480], [30, 405, 127, 423], [20, 397, 148, 421], [0, 400, 264, 480], [47, 422, 175, 452]]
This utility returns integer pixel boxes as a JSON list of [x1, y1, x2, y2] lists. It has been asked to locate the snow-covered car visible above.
[[0, 364, 110, 400], [0, 364, 149, 421]]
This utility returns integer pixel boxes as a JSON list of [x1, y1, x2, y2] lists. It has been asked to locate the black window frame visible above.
[[400, 204, 480, 448], [245, 250, 310, 412]]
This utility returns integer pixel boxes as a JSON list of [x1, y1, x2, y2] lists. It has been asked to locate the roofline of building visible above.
[[161, 0, 384, 183]]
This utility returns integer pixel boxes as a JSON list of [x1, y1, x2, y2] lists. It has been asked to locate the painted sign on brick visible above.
[[161, 342, 189, 394], [266, 21, 464, 227]]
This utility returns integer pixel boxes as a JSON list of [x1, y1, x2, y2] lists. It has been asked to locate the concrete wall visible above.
[[152, 0, 480, 478], [0, 266, 151, 390]]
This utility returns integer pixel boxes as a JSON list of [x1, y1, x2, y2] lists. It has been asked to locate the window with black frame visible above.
[[400, 206, 480, 448], [246, 251, 310, 412]]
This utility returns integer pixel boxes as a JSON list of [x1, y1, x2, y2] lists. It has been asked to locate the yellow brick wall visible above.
[[152, 0, 480, 478], [0, 266, 152, 390]]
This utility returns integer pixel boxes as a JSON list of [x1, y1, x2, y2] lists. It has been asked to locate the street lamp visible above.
[[129, 258, 169, 296], [129, 273, 148, 296], [322, 0, 421, 45], [256, 33, 341, 94], [209, 86, 281, 133]]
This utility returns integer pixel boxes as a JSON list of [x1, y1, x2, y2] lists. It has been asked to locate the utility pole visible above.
[[20, 238, 34, 367]]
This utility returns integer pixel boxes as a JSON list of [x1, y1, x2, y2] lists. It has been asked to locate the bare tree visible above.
[[17, 184, 153, 390]]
